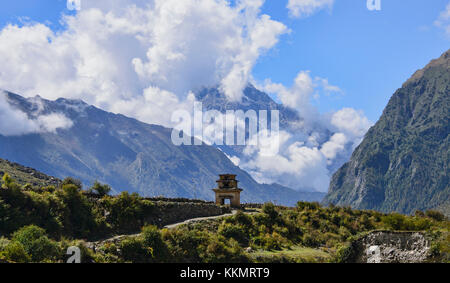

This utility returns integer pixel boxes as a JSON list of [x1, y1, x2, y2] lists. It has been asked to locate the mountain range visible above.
[[323, 49, 450, 216], [0, 90, 324, 205], [2, 49, 447, 213]]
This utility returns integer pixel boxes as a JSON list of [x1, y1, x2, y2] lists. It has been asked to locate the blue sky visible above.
[[256, 0, 450, 121], [0, 0, 449, 121]]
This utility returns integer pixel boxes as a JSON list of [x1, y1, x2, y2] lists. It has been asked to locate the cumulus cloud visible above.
[[320, 133, 347, 160], [0, 93, 73, 136], [35, 113, 74, 134], [435, 2, 450, 37], [244, 131, 330, 191], [287, 0, 335, 18], [237, 72, 371, 192], [261, 70, 341, 129], [0, 0, 371, 193], [330, 108, 372, 140], [0, 0, 288, 128]]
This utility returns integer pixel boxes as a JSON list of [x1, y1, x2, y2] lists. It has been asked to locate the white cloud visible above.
[[435, 2, 450, 37], [0, 92, 73, 136], [261, 70, 341, 129], [227, 155, 241, 166], [320, 132, 347, 161], [241, 130, 330, 192], [287, 0, 334, 18], [330, 108, 372, 139], [239, 73, 371, 192], [0, 0, 288, 126], [0, 0, 371, 193], [35, 113, 74, 134]]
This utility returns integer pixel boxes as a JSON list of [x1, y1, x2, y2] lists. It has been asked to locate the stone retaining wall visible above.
[[146, 201, 231, 228]]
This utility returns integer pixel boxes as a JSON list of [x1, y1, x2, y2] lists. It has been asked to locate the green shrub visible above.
[[11, 225, 61, 262], [218, 223, 249, 246], [105, 192, 154, 233], [262, 203, 279, 220], [120, 237, 152, 263], [200, 236, 245, 263], [426, 210, 445, 222], [141, 225, 168, 261], [233, 211, 253, 227], [89, 181, 111, 197], [162, 229, 208, 263], [302, 232, 320, 248], [251, 233, 284, 251], [116, 226, 169, 263], [0, 237, 10, 252], [333, 243, 355, 263], [415, 210, 425, 217], [56, 184, 99, 238], [0, 241, 31, 263], [382, 213, 407, 230], [61, 177, 83, 190], [1, 173, 16, 189]]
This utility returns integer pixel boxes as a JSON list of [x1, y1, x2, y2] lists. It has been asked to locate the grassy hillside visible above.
[[0, 158, 60, 188], [0, 173, 448, 263]]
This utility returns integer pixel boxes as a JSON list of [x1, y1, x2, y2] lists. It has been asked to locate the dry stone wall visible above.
[[146, 201, 231, 228]]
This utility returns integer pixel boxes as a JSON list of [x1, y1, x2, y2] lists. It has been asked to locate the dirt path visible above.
[[163, 210, 238, 229], [88, 210, 243, 248]]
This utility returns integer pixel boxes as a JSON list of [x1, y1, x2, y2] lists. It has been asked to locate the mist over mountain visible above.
[[323, 50, 450, 216], [0, 90, 324, 205], [195, 84, 368, 192]]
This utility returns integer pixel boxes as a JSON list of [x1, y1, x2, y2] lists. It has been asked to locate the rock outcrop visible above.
[[347, 231, 430, 263]]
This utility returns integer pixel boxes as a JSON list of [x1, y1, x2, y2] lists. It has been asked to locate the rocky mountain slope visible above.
[[323, 49, 450, 215], [0, 91, 323, 205], [0, 158, 60, 187], [196, 84, 301, 129]]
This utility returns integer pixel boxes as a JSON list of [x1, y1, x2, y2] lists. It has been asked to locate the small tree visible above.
[[262, 202, 279, 220], [61, 177, 83, 190], [119, 237, 151, 263], [106, 192, 154, 233], [2, 173, 16, 189], [425, 210, 445, 222], [0, 241, 31, 263], [89, 181, 111, 197], [57, 184, 97, 238], [11, 225, 61, 262], [141, 225, 169, 262]]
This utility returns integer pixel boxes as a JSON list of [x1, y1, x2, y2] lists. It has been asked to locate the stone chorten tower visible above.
[[213, 174, 243, 208]]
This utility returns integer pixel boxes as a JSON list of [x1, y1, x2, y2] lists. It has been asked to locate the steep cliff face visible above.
[[323, 50, 450, 215]]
